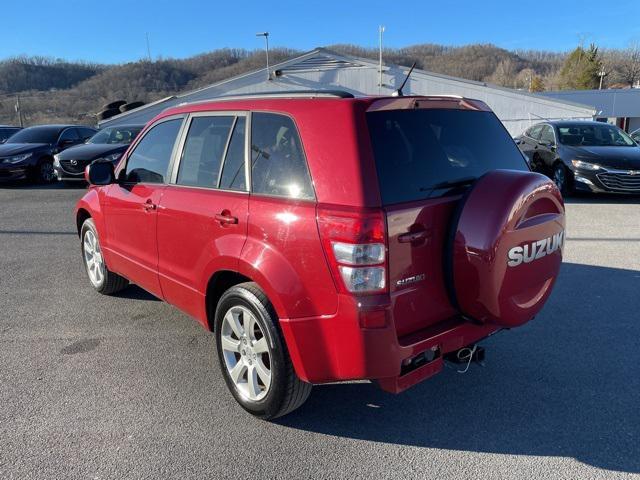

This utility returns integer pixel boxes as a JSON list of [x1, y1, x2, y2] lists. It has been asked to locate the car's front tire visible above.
[[553, 163, 574, 197], [35, 158, 56, 184], [80, 218, 128, 294], [214, 282, 311, 420]]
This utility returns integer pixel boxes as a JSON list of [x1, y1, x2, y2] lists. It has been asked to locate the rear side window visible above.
[[125, 118, 182, 184], [367, 109, 528, 205], [251, 113, 314, 200], [220, 117, 247, 190], [177, 116, 234, 188]]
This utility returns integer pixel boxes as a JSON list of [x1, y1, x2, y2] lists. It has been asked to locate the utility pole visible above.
[[15, 94, 23, 128], [378, 25, 385, 94], [256, 32, 270, 80], [146, 32, 152, 61]]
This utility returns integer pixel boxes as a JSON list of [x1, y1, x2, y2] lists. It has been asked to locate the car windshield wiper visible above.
[[420, 176, 477, 192]]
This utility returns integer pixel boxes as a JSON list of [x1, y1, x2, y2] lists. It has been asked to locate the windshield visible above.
[[88, 126, 143, 145], [6, 126, 60, 144], [367, 109, 528, 204], [557, 124, 635, 147]]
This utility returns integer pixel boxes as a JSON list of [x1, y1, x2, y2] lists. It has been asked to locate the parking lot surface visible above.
[[1, 183, 639, 479]]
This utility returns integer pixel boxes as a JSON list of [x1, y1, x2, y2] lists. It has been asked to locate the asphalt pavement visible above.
[[1, 183, 639, 479]]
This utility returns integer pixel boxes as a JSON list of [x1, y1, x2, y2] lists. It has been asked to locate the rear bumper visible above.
[[280, 294, 500, 393]]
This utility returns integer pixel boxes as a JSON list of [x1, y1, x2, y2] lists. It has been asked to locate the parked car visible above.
[[76, 92, 565, 419], [515, 121, 640, 195], [54, 124, 143, 184], [631, 128, 640, 144], [0, 125, 96, 183], [0, 125, 22, 144]]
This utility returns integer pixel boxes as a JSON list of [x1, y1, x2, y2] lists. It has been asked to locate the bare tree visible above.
[[618, 42, 640, 87]]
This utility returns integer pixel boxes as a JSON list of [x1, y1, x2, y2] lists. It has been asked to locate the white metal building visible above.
[[101, 48, 595, 136], [540, 88, 640, 133]]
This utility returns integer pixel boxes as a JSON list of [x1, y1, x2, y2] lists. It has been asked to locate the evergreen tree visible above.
[[530, 76, 545, 92], [559, 44, 602, 90]]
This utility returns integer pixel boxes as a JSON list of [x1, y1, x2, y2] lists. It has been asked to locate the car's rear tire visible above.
[[80, 218, 128, 295], [553, 163, 574, 197], [214, 282, 311, 420]]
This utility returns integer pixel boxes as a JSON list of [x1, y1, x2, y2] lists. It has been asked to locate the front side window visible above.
[[58, 128, 80, 144], [250, 113, 314, 200], [539, 125, 555, 145], [176, 116, 234, 188], [124, 118, 182, 184], [527, 124, 544, 140], [0, 128, 19, 142]]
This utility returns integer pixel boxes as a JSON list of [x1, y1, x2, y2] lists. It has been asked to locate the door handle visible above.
[[143, 199, 156, 211], [215, 211, 238, 225], [398, 229, 430, 244]]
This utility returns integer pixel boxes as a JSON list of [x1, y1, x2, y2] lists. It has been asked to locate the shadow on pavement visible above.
[[278, 262, 640, 474], [113, 285, 161, 302], [0, 180, 86, 190], [564, 192, 640, 204]]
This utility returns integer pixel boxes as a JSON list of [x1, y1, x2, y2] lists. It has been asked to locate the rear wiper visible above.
[[420, 176, 476, 192]]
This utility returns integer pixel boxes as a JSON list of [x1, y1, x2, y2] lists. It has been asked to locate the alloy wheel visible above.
[[40, 161, 55, 183], [553, 166, 566, 192], [83, 229, 104, 287], [220, 305, 272, 401]]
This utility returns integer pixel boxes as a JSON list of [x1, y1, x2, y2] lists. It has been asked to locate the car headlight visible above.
[[53, 154, 60, 167], [2, 152, 33, 164], [571, 159, 602, 171], [103, 153, 122, 162]]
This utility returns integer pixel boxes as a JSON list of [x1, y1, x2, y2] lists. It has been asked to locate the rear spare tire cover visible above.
[[448, 169, 565, 327]]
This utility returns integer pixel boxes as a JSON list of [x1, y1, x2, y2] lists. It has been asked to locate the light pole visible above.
[[378, 25, 385, 94], [256, 32, 270, 80]]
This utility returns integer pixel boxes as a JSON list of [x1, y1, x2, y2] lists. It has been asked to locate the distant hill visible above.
[[0, 43, 629, 126], [0, 56, 104, 94]]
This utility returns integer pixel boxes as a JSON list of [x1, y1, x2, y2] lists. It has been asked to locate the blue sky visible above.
[[2, 0, 639, 63]]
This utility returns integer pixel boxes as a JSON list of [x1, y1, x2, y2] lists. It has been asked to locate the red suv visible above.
[[76, 92, 565, 419]]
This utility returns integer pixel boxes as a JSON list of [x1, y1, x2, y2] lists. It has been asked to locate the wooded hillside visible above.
[[1, 42, 637, 126]]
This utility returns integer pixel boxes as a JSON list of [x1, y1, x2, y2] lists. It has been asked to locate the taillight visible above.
[[317, 207, 388, 294]]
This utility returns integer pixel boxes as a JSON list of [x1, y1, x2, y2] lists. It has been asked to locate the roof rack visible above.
[[176, 89, 354, 107]]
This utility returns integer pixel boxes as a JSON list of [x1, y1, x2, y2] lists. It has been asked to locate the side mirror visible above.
[[59, 139, 76, 149], [85, 160, 115, 185]]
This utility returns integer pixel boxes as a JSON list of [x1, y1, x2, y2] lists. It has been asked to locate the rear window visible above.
[[367, 109, 528, 204]]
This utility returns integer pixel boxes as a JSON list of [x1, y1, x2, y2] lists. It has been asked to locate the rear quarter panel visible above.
[[239, 196, 338, 320]]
